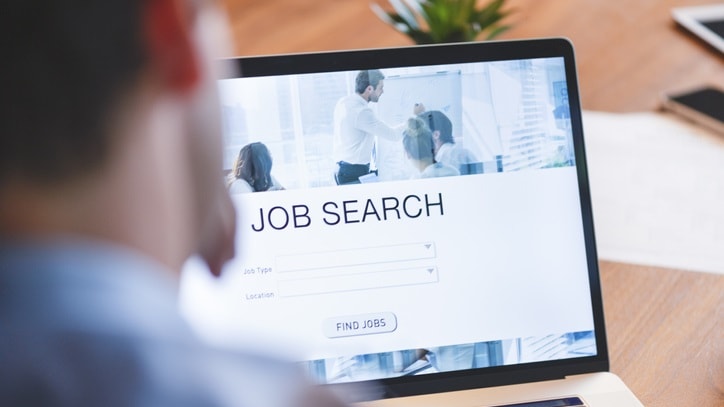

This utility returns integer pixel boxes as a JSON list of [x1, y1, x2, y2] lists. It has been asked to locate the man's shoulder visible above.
[[338, 94, 366, 109], [435, 143, 454, 159], [456, 145, 477, 161], [444, 143, 476, 162], [0, 325, 305, 406], [0, 240, 185, 335], [0, 241, 311, 406]]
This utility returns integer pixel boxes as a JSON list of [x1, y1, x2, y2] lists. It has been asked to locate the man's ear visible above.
[[143, 0, 200, 93], [432, 130, 441, 140]]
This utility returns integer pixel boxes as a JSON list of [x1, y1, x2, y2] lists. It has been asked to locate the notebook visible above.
[[179, 38, 644, 407]]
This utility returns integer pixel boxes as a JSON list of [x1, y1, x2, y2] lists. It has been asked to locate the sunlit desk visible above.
[[222, 1, 724, 405], [600, 261, 723, 406]]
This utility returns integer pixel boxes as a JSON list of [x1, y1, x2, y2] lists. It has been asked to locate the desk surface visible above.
[[599, 261, 723, 406], [221, 1, 723, 405], [223, 0, 723, 112]]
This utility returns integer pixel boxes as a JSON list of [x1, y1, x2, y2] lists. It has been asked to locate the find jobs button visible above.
[[323, 312, 397, 338]]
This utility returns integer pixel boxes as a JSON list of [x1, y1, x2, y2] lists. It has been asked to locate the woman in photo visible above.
[[227, 142, 284, 193]]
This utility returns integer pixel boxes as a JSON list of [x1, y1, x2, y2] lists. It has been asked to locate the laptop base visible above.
[[357, 372, 643, 407]]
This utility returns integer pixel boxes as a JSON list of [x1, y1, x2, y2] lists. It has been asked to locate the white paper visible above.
[[583, 110, 724, 274]]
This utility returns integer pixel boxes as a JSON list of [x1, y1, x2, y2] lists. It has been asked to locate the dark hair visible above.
[[0, 1, 146, 185], [402, 117, 434, 161], [421, 110, 454, 144], [355, 70, 385, 94], [233, 142, 273, 192]]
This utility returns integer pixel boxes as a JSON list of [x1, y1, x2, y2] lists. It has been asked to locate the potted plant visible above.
[[371, 0, 513, 44]]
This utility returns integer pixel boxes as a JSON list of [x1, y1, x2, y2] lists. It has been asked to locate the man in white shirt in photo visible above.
[[332, 69, 423, 184]]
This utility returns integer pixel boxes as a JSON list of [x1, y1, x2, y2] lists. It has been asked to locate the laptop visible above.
[[179, 38, 644, 407]]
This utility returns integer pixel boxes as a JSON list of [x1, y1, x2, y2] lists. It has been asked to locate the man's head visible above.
[[420, 110, 455, 144], [355, 69, 385, 103], [0, 0, 235, 276], [420, 110, 454, 150], [0, 2, 148, 185]]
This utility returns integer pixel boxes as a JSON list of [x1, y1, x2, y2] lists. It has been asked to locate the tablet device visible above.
[[672, 4, 724, 54]]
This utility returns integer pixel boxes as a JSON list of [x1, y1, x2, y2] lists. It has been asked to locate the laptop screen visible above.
[[180, 39, 607, 396]]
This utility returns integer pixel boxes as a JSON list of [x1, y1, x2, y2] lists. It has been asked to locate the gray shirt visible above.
[[0, 238, 334, 407]]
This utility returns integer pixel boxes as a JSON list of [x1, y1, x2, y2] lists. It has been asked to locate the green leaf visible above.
[[370, 3, 401, 26], [388, 0, 421, 30], [372, 0, 513, 44], [371, 3, 414, 34], [402, 0, 429, 23]]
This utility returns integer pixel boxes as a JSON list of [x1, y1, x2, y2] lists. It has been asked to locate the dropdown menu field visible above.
[[276, 242, 438, 297]]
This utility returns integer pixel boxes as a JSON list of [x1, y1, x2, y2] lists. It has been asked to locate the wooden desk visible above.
[[499, 0, 724, 112], [600, 261, 723, 406], [222, 0, 723, 112], [221, 2, 723, 405]]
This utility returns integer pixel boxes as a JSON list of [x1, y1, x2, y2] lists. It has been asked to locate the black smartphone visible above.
[[662, 86, 724, 135]]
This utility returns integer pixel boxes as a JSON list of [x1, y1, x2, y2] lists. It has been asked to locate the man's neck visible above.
[[0, 95, 195, 277], [0, 175, 101, 237]]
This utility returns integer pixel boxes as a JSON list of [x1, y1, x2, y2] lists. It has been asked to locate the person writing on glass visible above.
[[332, 69, 424, 184]]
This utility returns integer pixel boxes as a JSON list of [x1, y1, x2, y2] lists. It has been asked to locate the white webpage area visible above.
[[180, 168, 595, 363]]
